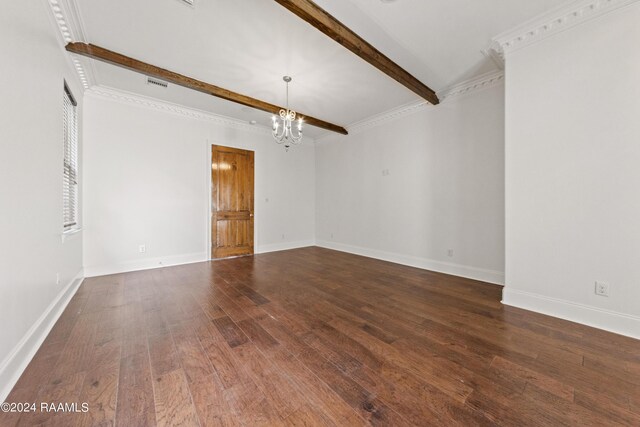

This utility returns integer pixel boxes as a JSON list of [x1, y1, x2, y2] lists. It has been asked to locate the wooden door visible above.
[[211, 145, 254, 258]]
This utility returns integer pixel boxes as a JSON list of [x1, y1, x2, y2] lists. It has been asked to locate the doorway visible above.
[[211, 145, 255, 259]]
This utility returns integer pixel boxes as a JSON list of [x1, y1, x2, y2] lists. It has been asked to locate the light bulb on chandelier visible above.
[[272, 76, 303, 151]]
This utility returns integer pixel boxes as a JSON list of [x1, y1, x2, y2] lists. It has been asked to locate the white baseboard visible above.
[[0, 270, 84, 402], [84, 242, 318, 277], [84, 252, 208, 277], [316, 240, 505, 285], [502, 288, 640, 340], [256, 240, 316, 254]]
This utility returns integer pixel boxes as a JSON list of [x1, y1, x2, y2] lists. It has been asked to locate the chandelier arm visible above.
[[290, 126, 302, 141], [272, 123, 287, 141], [290, 132, 303, 144], [273, 130, 286, 143]]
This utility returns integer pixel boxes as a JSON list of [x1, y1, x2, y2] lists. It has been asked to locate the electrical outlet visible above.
[[56, 273, 60, 285], [382, 169, 390, 176], [139, 244, 146, 253], [447, 249, 454, 257], [595, 282, 609, 297], [330, 233, 334, 239], [282, 234, 285, 240]]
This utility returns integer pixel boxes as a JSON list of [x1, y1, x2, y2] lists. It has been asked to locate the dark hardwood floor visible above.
[[3, 247, 640, 426]]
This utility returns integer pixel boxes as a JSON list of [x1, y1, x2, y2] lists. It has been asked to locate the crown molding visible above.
[[345, 100, 431, 136], [46, 0, 95, 90], [482, 47, 505, 70], [491, 0, 640, 58], [437, 70, 504, 101], [86, 86, 273, 136], [320, 69, 505, 139], [46, 0, 74, 44]]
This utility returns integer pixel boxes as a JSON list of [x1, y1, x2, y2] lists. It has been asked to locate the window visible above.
[[63, 82, 78, 230]]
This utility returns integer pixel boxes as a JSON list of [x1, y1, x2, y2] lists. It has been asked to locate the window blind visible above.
[[63, 83, 78, 229]]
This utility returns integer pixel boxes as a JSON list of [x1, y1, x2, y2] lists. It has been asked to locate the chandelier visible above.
[[272, 76, 303, 150]]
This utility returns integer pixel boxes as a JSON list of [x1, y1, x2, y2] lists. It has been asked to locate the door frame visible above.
[[206, 141, 256, 260]]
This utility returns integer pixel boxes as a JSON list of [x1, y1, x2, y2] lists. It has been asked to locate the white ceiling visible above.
[[71, 0, 566, 137]]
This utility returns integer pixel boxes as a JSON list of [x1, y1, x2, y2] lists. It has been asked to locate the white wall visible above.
[[0, 2, 84, 399], [82, 94, 316, 276], [315, 85, 505, 284], [503, 3, 640, 338]]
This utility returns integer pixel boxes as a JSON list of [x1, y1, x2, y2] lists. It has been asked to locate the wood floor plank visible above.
[[212, 316, 249, 348], [152, 369, 200, 427], [284, 403, 337, 426], [75, 370, 119, 426], [189, 375, 241, 427], [173, 333, 215, 385], [630, 387, 640, 415], [236, 318, 279, 352], [235, 397, 284, 427], [490, 355, 575, 401], [360, 323, 397, 345], [222, 377, 265, 419], [574, 390, 640, 426], [231, 343, 306, 418], [27, 371, 86, 426], [294, 345, 411, 426], [211, 293, 252, 323], [116, 352, 156, 427], [197, 333, 243, 390], [8, 340, 66, 398], [522, 383, 616, 426], [0, 385, 34, 427], [148, 332, 181, 378], [268, 349, 367, 426]]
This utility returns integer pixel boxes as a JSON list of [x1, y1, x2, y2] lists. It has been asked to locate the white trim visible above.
[[316, 240, 505, 285], [45, 0, 93, 89], [0, 271, 84, 402], [206, 140, 213, 261], [481, 47, 505, 70], [61, 227, 82, 244], [256, 240, 316, 254], [64, 0, 99, 87], [502, 288, 640, 340], [84, 252, 208, 277], [346, 100, 432, 135], [436, 70, 505, 101], [316, 70, 505, 140], [85, 240, 317, 276], [47, 0, 74, 43], [491, 0, 640, 58], [86, 86, 272, 136]]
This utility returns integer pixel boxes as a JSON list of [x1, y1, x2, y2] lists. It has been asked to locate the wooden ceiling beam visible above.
[[65, 42, 348, 135], [273, 0, 439, 105]]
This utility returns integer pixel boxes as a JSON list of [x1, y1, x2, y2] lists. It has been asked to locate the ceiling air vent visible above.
[[179, 0, 194, 6], [147, 77, 168, 88]]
